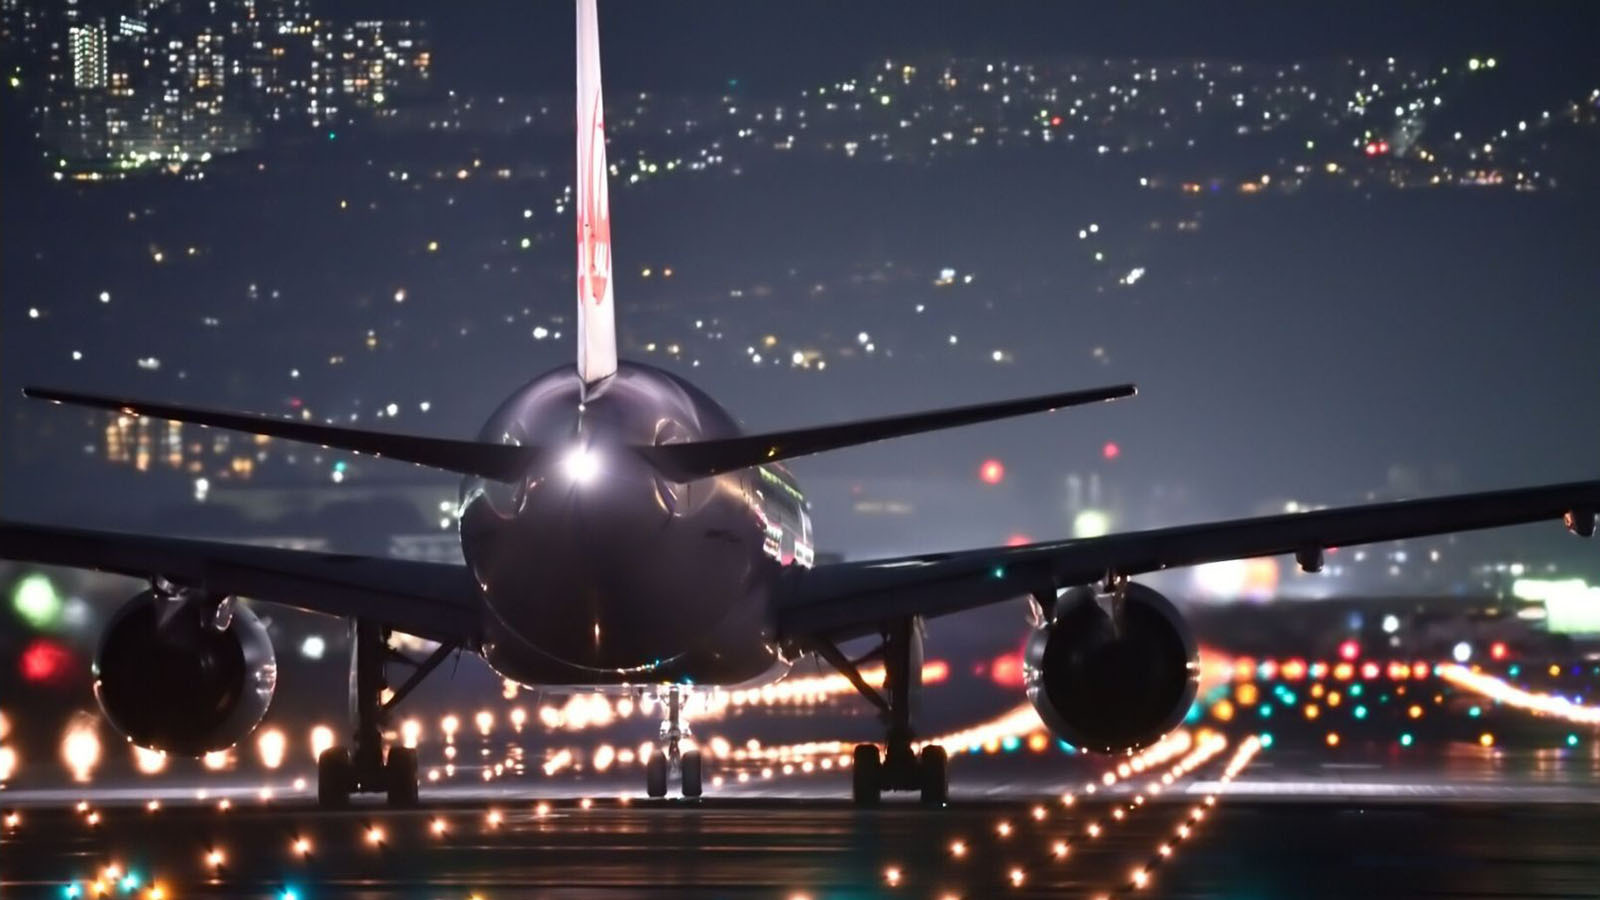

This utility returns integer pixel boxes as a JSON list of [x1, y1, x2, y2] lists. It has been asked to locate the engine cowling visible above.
[[93, 590, 277, 756], [1024, 582, 1198, 754]]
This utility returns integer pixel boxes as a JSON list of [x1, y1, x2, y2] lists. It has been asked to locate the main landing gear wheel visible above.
[[852, 743, 882, 805], [646, 752, 669, 798], [918, 745, 949, 806], [317, 747, 354, 809], [681, 750, 704, 798], [385, 746, 419, 808]]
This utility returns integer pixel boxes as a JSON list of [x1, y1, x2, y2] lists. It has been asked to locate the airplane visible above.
[[5, 0, 1600, 808]]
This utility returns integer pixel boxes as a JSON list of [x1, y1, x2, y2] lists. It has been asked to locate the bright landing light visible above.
[[563, 446, 600, 483]]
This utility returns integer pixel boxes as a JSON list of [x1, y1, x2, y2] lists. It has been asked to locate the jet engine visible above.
[[93, 590, 277, 756], [1024, 582, 1198, 753]]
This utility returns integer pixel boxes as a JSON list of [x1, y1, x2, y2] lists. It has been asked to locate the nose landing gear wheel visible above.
[[918, 744, 948, 806], [646, 752, 669, 798], [851, 743, 882, 805], [386, 746, 419, 808], [318, 747, 354, 808], [680, 750, 703, 798]]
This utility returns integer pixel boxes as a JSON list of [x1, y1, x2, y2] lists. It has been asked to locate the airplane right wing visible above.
[[778, 478, 1600, 643], [0, 520, 482, 645]]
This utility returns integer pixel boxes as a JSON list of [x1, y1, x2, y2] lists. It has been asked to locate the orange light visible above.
[[1304, 704, 1320, 720], [1325, 732, 1340, 747], [1408, 705, 1423, 719]]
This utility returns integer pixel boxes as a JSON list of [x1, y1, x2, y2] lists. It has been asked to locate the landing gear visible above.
[[316, 619, 454, 809], [815, 617, 949, 806], [646, 685, 702, 799], [317, 747, 354, 808], [646, 753, 669, 798]]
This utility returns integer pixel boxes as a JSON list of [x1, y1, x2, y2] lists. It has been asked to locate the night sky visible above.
[[4, 0, 1600, 574]]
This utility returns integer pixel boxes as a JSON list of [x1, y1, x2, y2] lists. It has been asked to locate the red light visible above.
[[990, 652, 1024, 688], [1102, 441, 1120, 461], [1050, 115, 1062, 127], [1365, 143, 1379, 156], [1005, 533, 1032, 547], [979, 459, 1005, 485], [19, 639, 72, 684], [1338, 640, 1360, 661], [1377, 141, 1390, 154], [1490, 642, 1507, 661]]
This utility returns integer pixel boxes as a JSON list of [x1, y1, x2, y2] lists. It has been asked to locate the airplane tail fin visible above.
[[575, 0, 618, 388]]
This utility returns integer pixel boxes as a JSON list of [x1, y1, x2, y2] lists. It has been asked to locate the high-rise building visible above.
[[68, 20, 105, 89], [333, 20, 430, 115]]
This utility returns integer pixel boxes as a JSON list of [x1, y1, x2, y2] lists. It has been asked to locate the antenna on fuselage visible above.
[[575, 0, 618, 390]]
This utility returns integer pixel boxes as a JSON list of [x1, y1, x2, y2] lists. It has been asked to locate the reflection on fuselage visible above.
[[459, 362, 811, 688]]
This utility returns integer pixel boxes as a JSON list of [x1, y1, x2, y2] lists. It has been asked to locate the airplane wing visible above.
[[22, 387, 538, 482], [636, 383, 1136, 481], [777, 478, 1600, 642], [0, 520, 482, 645]]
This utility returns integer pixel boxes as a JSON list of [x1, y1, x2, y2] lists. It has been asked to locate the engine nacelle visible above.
[[93, 590, 277, 756], [1024, 582, 1198, 754]]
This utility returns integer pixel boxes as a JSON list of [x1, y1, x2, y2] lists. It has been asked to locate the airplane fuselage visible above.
[[459, 362, 813, 688]]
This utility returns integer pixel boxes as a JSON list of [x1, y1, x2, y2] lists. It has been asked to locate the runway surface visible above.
[[7, 739, 1600, 899]]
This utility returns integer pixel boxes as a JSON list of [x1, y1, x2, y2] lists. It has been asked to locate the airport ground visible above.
[[5, 736, 1600, 899]]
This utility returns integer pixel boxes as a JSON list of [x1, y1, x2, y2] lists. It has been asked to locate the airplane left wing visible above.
[[777, 478, 1600, 642], [0, 520, 482, 645]]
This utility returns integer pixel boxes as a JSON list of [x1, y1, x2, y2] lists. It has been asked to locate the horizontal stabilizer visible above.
[[637, 382, 1136, 481], [23, 387, 537, 482]]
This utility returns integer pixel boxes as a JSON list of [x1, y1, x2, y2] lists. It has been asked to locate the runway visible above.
[[7, 736, 1600, 899]]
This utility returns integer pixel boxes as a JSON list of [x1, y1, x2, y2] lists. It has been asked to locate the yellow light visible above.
[[294, 836, 312, 855], [1326, 732, 1340, 747], [949, 840, 967, 858], [133, 746, 167, 775], [1009, 868, 1026, 887], [61, 721, 101, 782], [1479, 732, 1495, 747], [1304, 704, 1320, 720], [1132, 868, 1150, 889], [367, 825, 385, 845], [486, 809, 502, 827], [884, 866, 902, 886], [1051, 840, 1069, 858], [1326, 692, 1341, 707], [206, 849, 225, 867], [996, 820, 1013, 837], [401, 719, 422, 748], [309, 725, 335, 760]]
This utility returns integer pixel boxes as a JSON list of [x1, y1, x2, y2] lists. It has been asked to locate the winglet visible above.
[[575, 0, 618, 387]]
